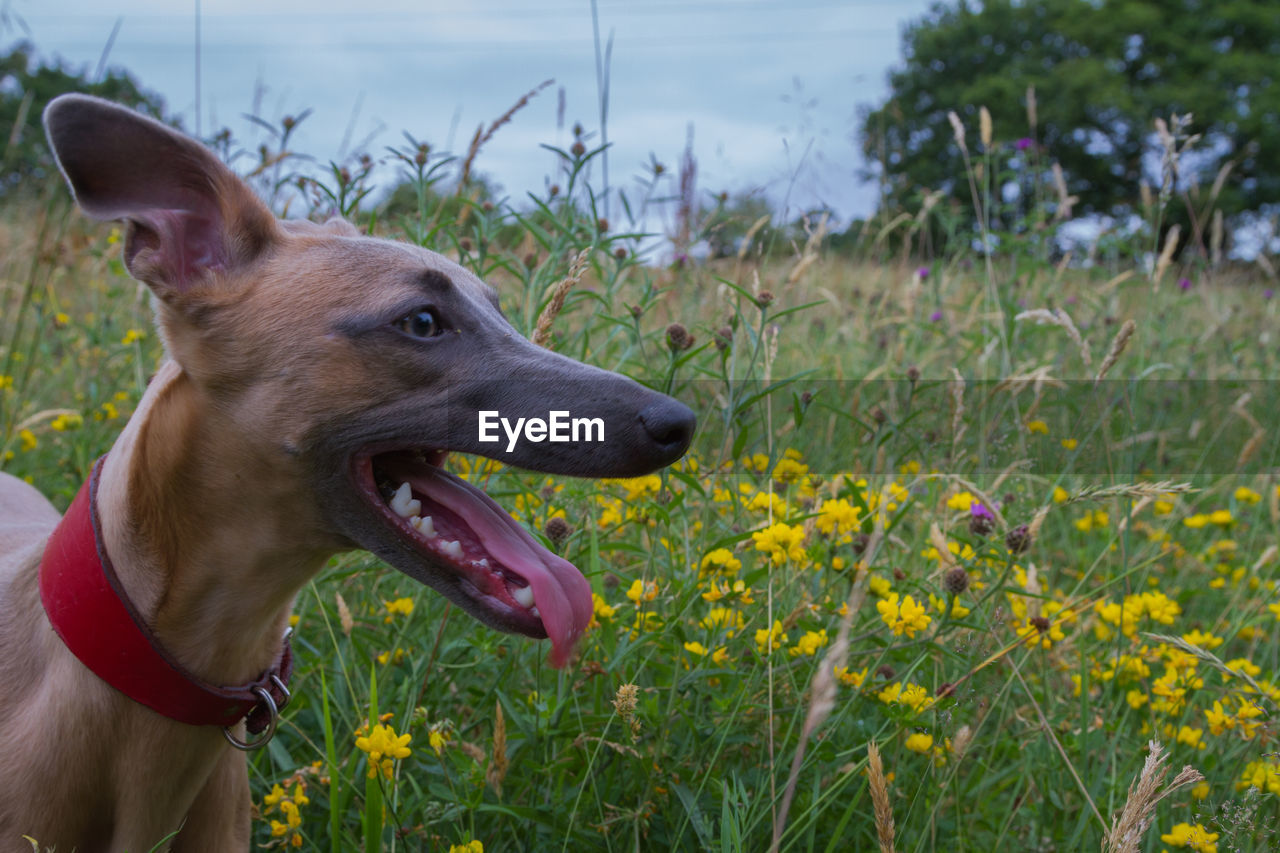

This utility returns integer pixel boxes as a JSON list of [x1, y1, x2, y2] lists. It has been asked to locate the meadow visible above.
[[2, 99, 1279, 852]]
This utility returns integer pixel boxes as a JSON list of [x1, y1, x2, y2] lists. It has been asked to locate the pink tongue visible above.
[[409, 466, 592, 667]]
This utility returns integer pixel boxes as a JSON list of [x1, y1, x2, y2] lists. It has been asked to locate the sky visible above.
[[6, 0, 938, 224]]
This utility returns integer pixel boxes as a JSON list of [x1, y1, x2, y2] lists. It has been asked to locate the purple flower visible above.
[[970, 501, 994, 520], [1265, 288, 1275, 300], [1178, 277, 1192, 291], [1016, 137, 1034, 151], [929, 310, 944, 323], [917, 266, 930, 280]]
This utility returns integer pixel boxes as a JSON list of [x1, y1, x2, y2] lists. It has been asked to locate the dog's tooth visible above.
[[477, 558, 489, 568], [511, 585, 535, 609], [390, 482, 421, 518], [412, 515, 436, 538], [441, 539, 463, 559]]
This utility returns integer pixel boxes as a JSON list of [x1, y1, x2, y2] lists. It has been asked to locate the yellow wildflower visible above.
[[626, 579, 659, 603], [1159, 822, 1218, 852], [751, 522, 807, 565], [754, 620, 787, 654], [904, 732, 933, 754], [383, 597, 414, 622], [355, 723, 412, 779], [700, 548, 742, 576], [876, 593, 931, 638], [788, 629, 828, 657]]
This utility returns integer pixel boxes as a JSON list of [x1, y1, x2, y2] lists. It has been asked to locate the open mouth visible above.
[[352, 449, 592, 667]]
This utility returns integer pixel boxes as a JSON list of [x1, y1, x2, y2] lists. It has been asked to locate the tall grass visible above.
[[2, 89, 1279, 852]]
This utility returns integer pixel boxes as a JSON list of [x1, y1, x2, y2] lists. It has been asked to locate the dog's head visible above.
[[43, 94, 695, 665]]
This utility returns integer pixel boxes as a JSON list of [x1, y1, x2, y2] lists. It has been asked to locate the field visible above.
[[2, 105, 1279, 852]]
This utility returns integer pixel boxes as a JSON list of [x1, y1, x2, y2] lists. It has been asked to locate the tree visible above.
[[860, 0, 1280, 241], [1, 41, 164, 196]]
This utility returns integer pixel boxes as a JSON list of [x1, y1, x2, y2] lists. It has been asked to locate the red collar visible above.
[[39, 457, 292, 742]]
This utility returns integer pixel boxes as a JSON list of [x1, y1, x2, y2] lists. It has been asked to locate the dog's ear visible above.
[[43, 94, 277, 298]]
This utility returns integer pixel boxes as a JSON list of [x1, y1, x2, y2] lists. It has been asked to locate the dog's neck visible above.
[[97, 360, 334, 687]]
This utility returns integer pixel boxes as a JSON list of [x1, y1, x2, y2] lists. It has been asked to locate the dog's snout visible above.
[[639, 399, 696, 456]]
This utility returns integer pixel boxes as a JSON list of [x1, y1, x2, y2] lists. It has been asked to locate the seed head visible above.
[[756, 290, 775, 308], [544, 516, 570, 546], [571, 141, 586, 157], [1029, 616, 1051, 633], [1006, 524, 1031, 555], [906, 365, 920, 383], [614, 247, 628, 260], [666, 323, 694, 352], [968, 513, 993, 537], [714, 326, 733, 351], [943, 567, 970, 595]]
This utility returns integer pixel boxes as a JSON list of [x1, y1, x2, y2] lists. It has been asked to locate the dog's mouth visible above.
[[352, 449, 592, 667]]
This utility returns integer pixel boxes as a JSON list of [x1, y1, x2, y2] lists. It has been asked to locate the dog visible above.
[[0, 94, 694, 851]]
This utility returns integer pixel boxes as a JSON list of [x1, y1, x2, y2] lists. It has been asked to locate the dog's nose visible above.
[[638, 399, 696, 457]]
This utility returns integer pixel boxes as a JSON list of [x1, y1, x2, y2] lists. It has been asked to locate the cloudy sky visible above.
[[9, 0, 937, 222]]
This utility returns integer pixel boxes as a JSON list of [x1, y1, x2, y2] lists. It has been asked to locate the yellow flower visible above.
[[1175, 725, 1205, 750], [946, 491, 976, 511], [626, 579, 659, 603], [1238, 758, 1280, 795], [1126, 689, 1148, 709], [876, 593, 931, 638], [1159, 821, 1218, 852], [591, 593, 616, 621], [788, 629, 828, 657], [1060, 438, 1078, 450], [354, 723, 412, 779], [754, 620, 787, 654], [751, 522, 807, 565], [449, 842, 484, 853], [814, 498, 861, 539], [0, 374, 12, 390], [1234, 486, 1261, 504], [121, 328, 146, 345], [383, 597, 414, 622], [834, 665, 867, 688], [700, 607, 744, 635], [684, 641, 708, 657], [1190, 781, 1210, 801], [50, 413, 83, 432], [1052, 485, 1069, 503], [700, 548, 742, 576], [1208, 509, 1233, 527], [1026, 419, 1049, 434], [18, 429, 37, 452], [771, 456, 809, 483], [904, 732, 933, 753], [428, 726, 450, 756], [1180, 629, 1223, 650]]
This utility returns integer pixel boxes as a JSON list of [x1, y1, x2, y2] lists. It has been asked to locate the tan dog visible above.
[[0, 95, 693, 851]]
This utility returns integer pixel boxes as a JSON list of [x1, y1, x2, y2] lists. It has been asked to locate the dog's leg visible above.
[[169, 748, 250, 852]]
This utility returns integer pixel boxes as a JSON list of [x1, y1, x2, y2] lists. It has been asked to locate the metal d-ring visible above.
[[269, 673, 292, 711], [223, 686, 278, 751]]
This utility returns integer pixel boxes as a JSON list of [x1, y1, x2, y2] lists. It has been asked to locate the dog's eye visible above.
[[394, 308, 442, 339]]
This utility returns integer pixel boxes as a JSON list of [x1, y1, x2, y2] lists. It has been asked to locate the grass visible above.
[[2, 97, 1279, 853]]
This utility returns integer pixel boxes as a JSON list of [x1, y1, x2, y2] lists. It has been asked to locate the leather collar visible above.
[[38, 456, 292, 738]]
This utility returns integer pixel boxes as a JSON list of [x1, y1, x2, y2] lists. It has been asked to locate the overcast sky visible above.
[[7, 0, 937, 222]]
